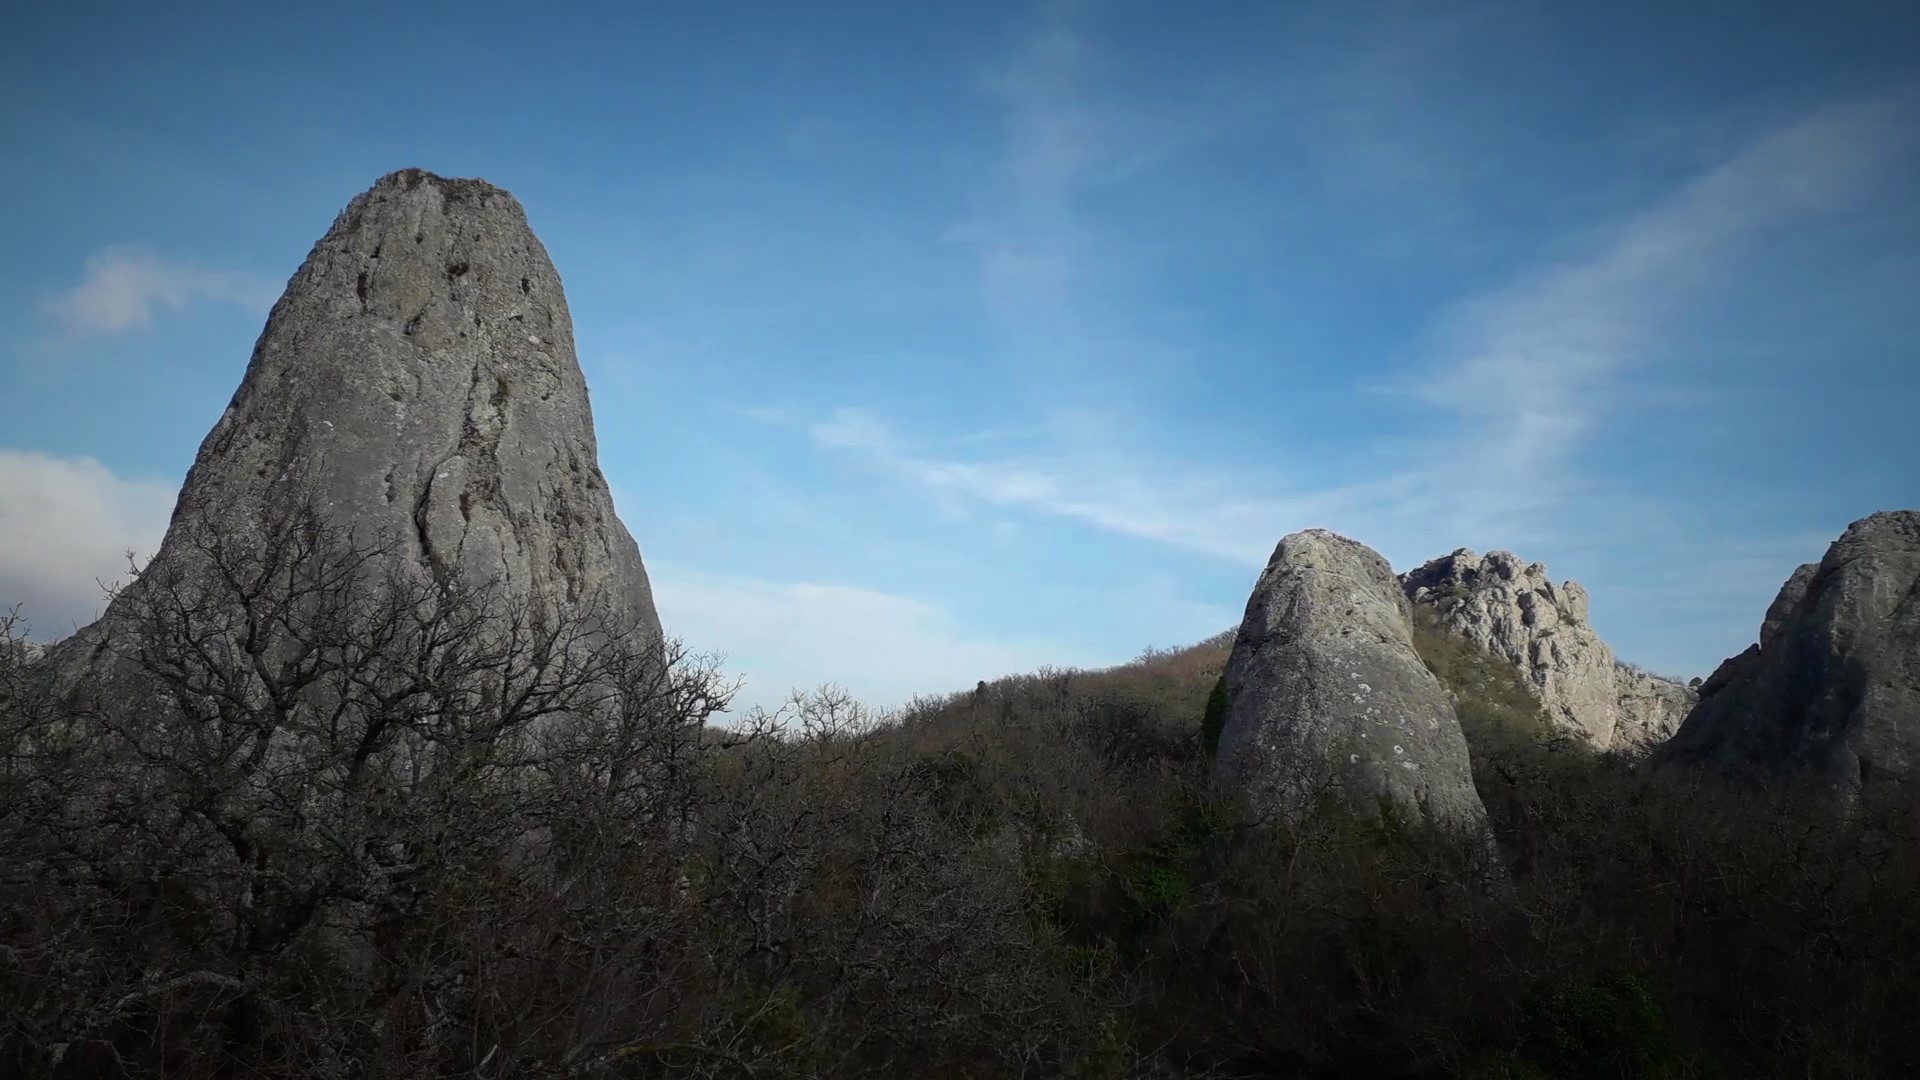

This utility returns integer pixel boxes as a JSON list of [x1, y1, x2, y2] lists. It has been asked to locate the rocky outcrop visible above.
[[1402, 550, 1692, 749], [1614, 672, 1696, 746], [1212, 530, 1489, 834], [1661, 511, 1920, 794], [58, 169, 660, 671]]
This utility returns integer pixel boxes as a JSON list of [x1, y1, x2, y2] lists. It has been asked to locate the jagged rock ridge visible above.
[[62, 168, 661, 664], [1661, 510, 1920, 793], [1213, 529, 1490, 834], [1401, 549, 1692, 749]]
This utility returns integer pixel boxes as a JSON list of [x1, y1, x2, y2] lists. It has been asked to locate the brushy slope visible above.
[[6, 559, 1919, 1080]]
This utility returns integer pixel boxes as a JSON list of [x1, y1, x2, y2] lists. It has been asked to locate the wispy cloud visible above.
[[733, 404, 793, 426], [946, 3, 1224, 393], [1415, 90, 1920, 491], [947, 3, 1101, 369], [0, 450, 176, 638], [810, 88, 1920, 582], [650, 560, 1107, 717], [808, 406, 1382, 565], [42, 246, 277, 338]]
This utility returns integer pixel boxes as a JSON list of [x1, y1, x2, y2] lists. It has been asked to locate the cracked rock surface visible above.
[[62, 169, 661, 660], [1401, 550, 1694, 749], [1660, 510, 1920, 794], [1213, 530, 1489, 835]]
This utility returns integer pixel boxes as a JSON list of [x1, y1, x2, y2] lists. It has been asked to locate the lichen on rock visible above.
[[1213, 529, 1490, 835], [52, 169, 661, 674], [1401, 549, 1692, 750]]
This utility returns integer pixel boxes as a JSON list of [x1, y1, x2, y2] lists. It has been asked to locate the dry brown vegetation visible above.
[[3, 516, 1918, 1078]]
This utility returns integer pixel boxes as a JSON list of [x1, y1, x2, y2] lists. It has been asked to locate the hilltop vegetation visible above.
[[3, 518, 1918, 1079]]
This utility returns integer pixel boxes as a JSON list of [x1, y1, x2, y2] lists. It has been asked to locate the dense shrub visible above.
[[3, 533, 1918, 1078], [1521, 971, 1673, 1079]]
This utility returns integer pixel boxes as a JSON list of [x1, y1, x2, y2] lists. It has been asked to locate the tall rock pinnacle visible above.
[[74, 169, 661, 657], [1660, 510, 1920, 795], [1213, 530, 1490, 835]]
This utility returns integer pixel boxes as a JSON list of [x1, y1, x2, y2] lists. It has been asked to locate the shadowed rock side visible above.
[[1212, 530, 1490, 834], [1661, 511, 1920, 795], [58, 168, 661, 666], [1402, 549, 1693, 749]]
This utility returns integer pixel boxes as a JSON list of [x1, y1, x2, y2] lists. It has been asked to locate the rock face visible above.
[[1661, 511, 1920, 792], [1212, 530, 1489, 834], [1401, 550, 1692, 749], [62, 169, 660, 664]]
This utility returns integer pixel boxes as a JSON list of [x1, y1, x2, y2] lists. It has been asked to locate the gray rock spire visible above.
[[1661, 511, 1920, 794], [1213, 530, 1489, 835], [62, 169, 660, 665]]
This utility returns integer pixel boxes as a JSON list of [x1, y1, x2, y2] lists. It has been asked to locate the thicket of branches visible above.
[[3, 508, 1917, 1078]]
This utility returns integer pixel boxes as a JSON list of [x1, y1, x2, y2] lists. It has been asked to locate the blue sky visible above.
[[3, 0, 1917, 714]]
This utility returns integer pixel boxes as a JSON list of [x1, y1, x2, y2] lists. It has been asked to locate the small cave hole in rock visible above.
[[354, 272, 369, 307], [404, 313, 423, 336], [520, 277, 531, 295], [446, 261, 469, 279]]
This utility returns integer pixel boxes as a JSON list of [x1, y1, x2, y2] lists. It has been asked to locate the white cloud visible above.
[[43, 247, 277, 338], [649, 560, 1106, 717], [0, 451, 176, 639], [733, 404, 793, 425], [961, 5, 1097, 326], [812, 90, 1920, 575], [808, 405, 1413, 567], [809, 407, 896, 452], [948, 4, 1178, 389], [1413, 91, 1920, 490], [0, 453, 1129, 707], [0, 455, 1125, 706]]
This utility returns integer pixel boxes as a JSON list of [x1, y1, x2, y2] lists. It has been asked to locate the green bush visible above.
[[1125, 864, 1190, 917], [1523, 971, 1672, 1079]]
